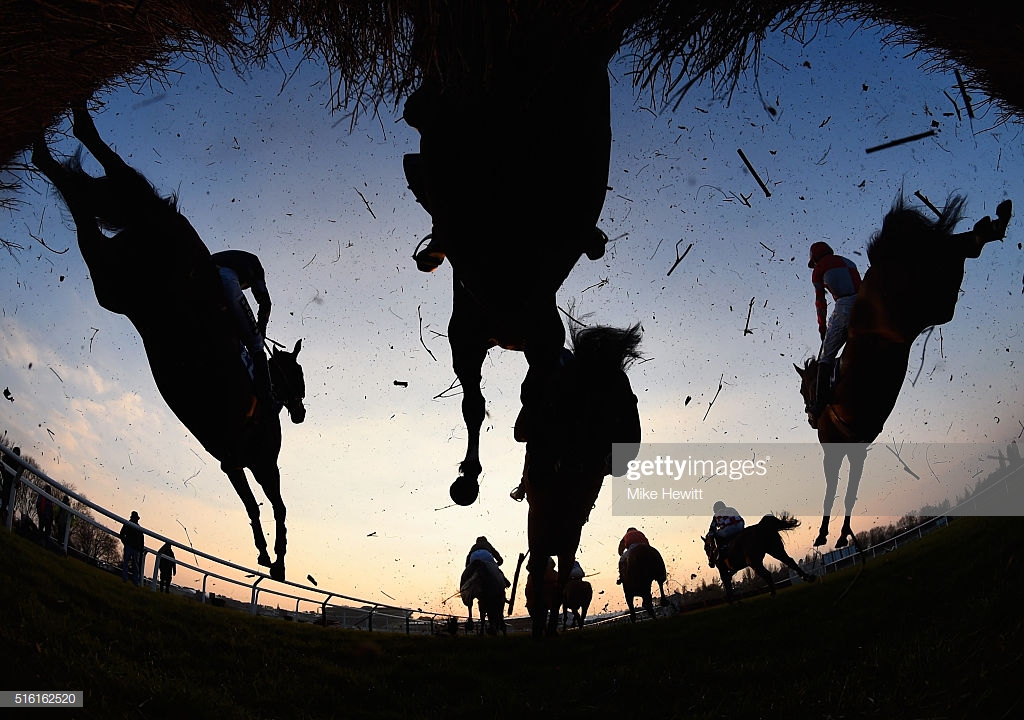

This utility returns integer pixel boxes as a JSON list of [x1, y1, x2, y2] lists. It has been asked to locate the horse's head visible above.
[[270, 339, 306, 424], [701, 534, 718, 569], [794, 358, 818, 427]]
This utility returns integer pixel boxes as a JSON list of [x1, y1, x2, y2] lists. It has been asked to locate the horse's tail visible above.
[[569, 322, 643, 372], [868, 192, 967, 265], [759, 513, 801, 533]]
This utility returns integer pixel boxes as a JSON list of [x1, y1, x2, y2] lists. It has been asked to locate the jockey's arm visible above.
[[251, 279, 272, 338]]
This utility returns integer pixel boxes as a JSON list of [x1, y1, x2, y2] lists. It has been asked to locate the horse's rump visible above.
[[623, 543, 666, 588]]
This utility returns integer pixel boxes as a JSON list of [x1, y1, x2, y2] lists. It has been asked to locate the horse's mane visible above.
[[867, 192, 967, 266], [568, 322, 643, 372], [62, 147, 180, 232]]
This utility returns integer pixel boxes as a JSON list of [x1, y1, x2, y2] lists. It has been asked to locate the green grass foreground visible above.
[[2, 518, 1022, 719]]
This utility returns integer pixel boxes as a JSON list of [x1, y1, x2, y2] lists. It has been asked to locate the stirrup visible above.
[[509, 483, 526, 502], [413, 234, 445, 272]]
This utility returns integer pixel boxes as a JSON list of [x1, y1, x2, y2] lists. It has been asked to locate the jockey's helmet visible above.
[[808, 241, 834, 268], [713, 500, 726, 512]]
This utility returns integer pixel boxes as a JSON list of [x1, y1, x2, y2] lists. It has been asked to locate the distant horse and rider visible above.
[[403, 6, 625, 508], [32, 103, 306, 580], [519, 322, 642, 637], [797, 194, 1012, 549], [703, 513, 817, 604], [617, 527, 667, 623], [561, 575, 593, 630], [459, 560, 508, 636]]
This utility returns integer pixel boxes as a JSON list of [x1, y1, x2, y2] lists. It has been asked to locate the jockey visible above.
[[465, 536, 510, 587], [808, 241, 861, 415], [212, 250, 274, 406], [466, 535, 504, 567], [616, 526, 649, 584], [708, 501, 745, 553]]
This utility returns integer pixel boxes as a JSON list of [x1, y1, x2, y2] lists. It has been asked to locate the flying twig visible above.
[[942, 90, 962, 122], [910, 326, 934, 387], [865, 130, 936, 154], [758, 242, 776, 260], [914, 191, 941, 217], [417, 305, 436, 361], [176, 519, 201, 567], [885, 440, 921, 479], [433, 377, 461, 400], [743, 297, 755, 336], [354, 187, 376, 219], [954, 69, 975, 119], [558, 305, 587, 327], [703, 374, 724, 422], [667, 240, 693, 277], [736, 148, 771, 197]]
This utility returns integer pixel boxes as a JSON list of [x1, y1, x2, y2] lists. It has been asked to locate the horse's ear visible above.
[[794, 363, 805, 377], [293, 338, 302, 357]]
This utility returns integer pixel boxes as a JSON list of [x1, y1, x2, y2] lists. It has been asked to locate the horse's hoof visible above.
[[835, 536, 849, 549], [813, 532, 828, 547], [270, 560, 285, 581], [450, 476, 480, 506], [257, 550, 273, 567]]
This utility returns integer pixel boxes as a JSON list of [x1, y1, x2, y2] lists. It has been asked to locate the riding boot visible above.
[[812, 361, 833, 416]]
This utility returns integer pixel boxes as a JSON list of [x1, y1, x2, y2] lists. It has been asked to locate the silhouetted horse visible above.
[[32, 104, 305, 581], [459, 558, 508, 636], [562, 577, 593, 630], [621, 543, 667, 623], [403, 8, 624, 507], [797, 194, 1011, 548], [522, 323, 642, 637], [703, 514, 816, 603]]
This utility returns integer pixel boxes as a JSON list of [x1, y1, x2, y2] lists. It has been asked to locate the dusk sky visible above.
[[2, 20, 1021, 615]]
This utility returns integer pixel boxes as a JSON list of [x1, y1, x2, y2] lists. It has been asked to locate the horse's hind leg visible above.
[[836, 448, 866, 548], [223, 465, 273, 568], [753, 561, 777, 597], [69, 102, 134, 177]]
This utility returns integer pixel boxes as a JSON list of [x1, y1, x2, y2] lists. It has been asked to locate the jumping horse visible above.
[[703, 514, 816, 603], [459, 559, 508, 636], [32, 103, 306, 581], [403, 5, 625, 506], [797, 194, 1011, 549], [522, 322, 642, 637]]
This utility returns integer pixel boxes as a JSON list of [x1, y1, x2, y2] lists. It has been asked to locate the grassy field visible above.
[[2, 516, 1021, 719]]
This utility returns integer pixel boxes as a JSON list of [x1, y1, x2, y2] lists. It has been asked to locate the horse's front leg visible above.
[[222, 464, 273, 569], [251, 458, 287, 581], [815, 445, 844, 546], [448, 337, 488, 506]]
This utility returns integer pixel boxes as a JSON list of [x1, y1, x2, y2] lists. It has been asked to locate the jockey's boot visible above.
[[812, 360, 833, 416], [585, 226, 609, 261], [414, 233, 446, 272]]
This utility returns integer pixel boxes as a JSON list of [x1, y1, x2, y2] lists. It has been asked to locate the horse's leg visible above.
[[525, 554, 549, 639], [836, 447, 866, 549], [720, 571, 736, 604], [69, 103, 135, 178], [753, 560, 777, 597], [816, 445, 844, 546], [644, 590, 656, 620], [251, 460, 287, 581], [770, 544, 818, 584], [222, 464, 273, 568], [448, 311, 489, 506]]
